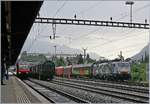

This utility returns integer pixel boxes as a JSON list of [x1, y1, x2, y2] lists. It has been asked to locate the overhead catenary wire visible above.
[[32, 23, 41, 53], [24, 5, 47, 53], [116, 4, 150, 21], [32, 1, 68, 37], [105, 3, 149, 53], [24, 1, 68, 53], [36, 1, 149, 44], [49, 1, 68, 39], [22, 1, 149, 57], [77, 1, 102, 18], [106, 45, 146, 59], [74, 28, 136, 49], [23, 23, 39, 53], [99, 42, 148, 55], [72, 27, 103, 41], [89, 29, 148, 50], [53, 1, 104, 41], [34, 0, 68, 38], [56, 1, 103, 36], [26, 22, 41, 53], [34, 3, 50, 38], [71, 3, 149, 43], [53, 0, 68, 18]]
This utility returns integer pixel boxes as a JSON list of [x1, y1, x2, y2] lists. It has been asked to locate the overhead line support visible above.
[[35, 17, 149, 29]]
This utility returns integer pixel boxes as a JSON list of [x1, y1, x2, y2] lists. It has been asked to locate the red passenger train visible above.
[[16, 63, 31, 78]]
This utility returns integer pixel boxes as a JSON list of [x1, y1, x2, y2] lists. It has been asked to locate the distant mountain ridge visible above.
[[131, 43, 149, 61], [27, 41, 100, 60]]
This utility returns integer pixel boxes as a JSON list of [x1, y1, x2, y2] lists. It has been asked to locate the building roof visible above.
[[2, 1, 43, 65]]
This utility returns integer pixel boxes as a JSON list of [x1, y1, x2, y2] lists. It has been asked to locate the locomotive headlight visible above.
[[19, 72, 21, 74], [26, 72, 29, 74]]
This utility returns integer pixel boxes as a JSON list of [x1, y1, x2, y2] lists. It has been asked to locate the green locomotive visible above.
[[30, 61, 55, 80]]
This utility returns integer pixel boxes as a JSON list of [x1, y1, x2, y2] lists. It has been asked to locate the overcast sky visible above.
[[21, 0, 150, 59]]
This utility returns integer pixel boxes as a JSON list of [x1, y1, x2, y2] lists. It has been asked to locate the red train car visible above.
[[55, 64, 92, 79], [55, 66, 64, 76], [55, 66, 72, 79], [63, 66, 72, 79], [16, 63, 31, 78]]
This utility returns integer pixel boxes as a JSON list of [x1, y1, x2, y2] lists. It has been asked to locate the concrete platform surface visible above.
[[1, 75, 49, 103]]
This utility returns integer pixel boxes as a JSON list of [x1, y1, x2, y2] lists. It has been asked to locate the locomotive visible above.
[[29, 60, 55, 80], [55, 61, 131, 80], [92, 61, 131, 80], [16, 63, 31, 78]]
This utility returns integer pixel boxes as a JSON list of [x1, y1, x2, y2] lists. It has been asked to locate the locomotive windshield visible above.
[[117, 62, 130, 72], [19, 65, 29, 69], [118, 63, 129, 67]]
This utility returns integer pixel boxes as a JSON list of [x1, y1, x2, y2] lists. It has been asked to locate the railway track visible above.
[[55, 76, 149, 87], [23, 80, 89, 103], [28, 78, 128, 103], [55, 77, 149, 93], [29, 78, 148, 103], [53, 79, 149, 103]]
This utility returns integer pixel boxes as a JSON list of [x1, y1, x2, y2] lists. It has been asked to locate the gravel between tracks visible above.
[[29, 78, 131, 103]]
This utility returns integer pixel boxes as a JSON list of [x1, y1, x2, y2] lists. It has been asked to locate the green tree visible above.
[[141, 55, 144, 62], [86, 53, 96, 63], [66, 57, 72, 65], [144, 51, 149, 63], [86, 54, 90, 59], [77, 54, 84, 64], [56, 57, 66, 66], [21, 51, 27, 60]]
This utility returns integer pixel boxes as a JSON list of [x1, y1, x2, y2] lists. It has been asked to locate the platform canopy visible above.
[[1, 1, 43, 65]]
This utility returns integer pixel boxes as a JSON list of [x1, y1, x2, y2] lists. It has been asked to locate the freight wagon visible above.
[[55, 61, 131, 81]]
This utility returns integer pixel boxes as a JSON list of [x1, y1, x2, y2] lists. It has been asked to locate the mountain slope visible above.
[[26, 41, 100, 60], [131, 43, 149, 61]]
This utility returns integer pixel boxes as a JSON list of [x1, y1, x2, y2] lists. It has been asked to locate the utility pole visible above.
[[126, 1, 134, 23], [54, 45, 56, 58], [52, 22, 56, 39], [82, 48, 87, 63], [118, 51, 124, 61]]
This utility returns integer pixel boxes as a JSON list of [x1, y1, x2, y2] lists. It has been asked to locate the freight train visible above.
[[16, 60, 55, 80], [16, 60, 131, 81], [29, 60, 55, 80], [55, 61, 131, 80]]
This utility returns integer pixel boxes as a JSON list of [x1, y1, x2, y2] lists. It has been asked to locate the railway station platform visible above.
[[1, 75, 50, 103]]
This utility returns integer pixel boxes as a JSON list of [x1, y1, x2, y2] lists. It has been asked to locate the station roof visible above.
[[2, 1, 43, 65]]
